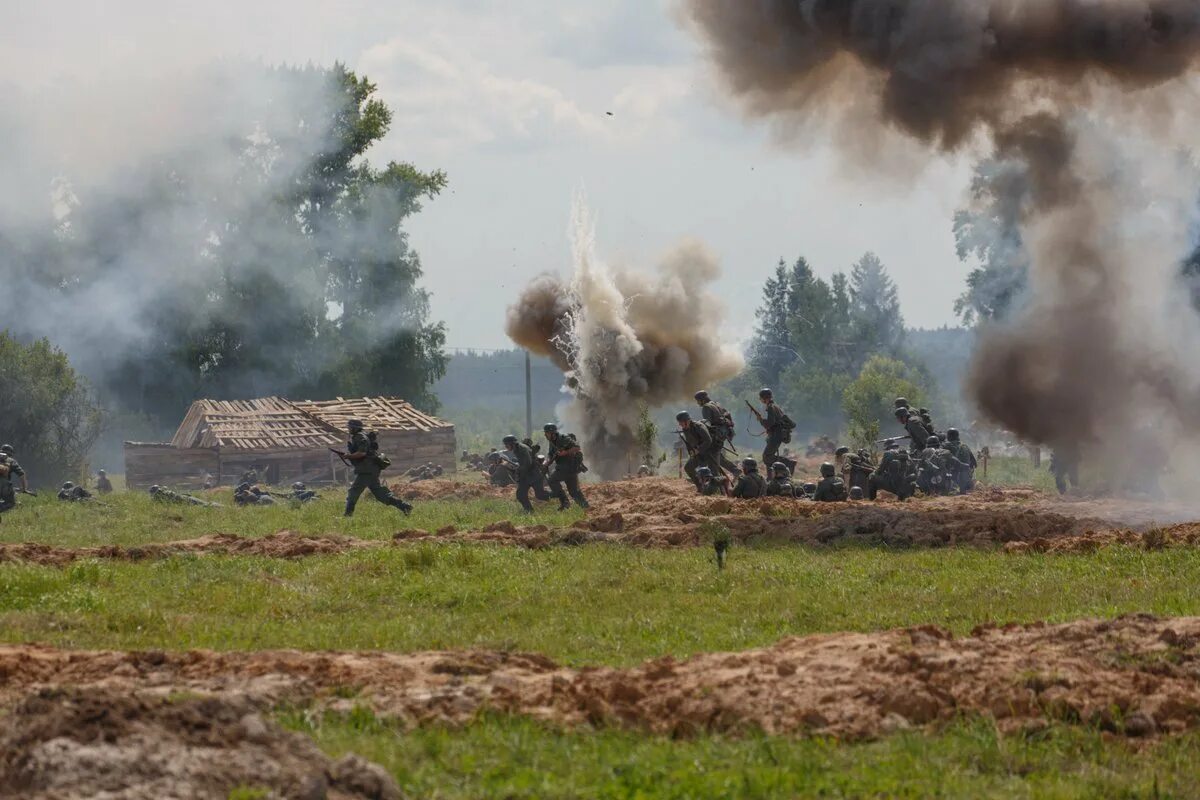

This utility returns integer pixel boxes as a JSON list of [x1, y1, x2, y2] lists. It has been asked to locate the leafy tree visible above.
[[842, 355, 930, 451], [0, 333, 104, 485]]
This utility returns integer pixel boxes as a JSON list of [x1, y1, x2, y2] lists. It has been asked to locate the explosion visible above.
[[506, 199, 743, 478], [685, 0, 1200, 471]]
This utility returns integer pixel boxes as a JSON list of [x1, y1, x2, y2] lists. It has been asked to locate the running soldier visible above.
[[695, 390, 740, 477], [339, 419, 413, 518], [677, 411, 719, 489], [944, 428, 977, 492], [754, 389, 796, 474], [95, 469, 114, 495], [544, 424, 590, 510], [1050, 444, 1081, 495], [504, 434, 551, 512], [0, 444, 30, 514]]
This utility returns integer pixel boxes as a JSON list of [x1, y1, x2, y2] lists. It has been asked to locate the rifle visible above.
[[874, 435, 912, 445], [745, 399, 766, 428], [675, 429, 696, 457], [328, 448, 351, 466], [17, 488, 37, 497]]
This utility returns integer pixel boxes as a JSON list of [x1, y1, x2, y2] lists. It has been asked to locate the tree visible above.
[[847, 252, 904, 368], [1, 63, 448, 426], [841, 355, 931, 451], [952, 159, 1031, 325], [0, 333, 104, 485], [746, 259, 800, 389]]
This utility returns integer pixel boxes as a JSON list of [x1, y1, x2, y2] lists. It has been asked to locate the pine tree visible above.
[[848, 252, 904, 371]]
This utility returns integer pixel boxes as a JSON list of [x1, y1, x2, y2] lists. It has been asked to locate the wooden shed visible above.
[[294, 397, 458, 475], [123, 396, 456, 490]]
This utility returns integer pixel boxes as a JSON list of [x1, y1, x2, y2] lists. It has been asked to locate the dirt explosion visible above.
[[684, 0, 1200, 470], [506, 199, 743, 478]]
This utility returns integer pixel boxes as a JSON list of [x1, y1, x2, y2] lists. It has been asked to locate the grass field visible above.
[[282, 710, 1200, 800], [4, 461, 1195, 798], [3, 543, 1198, 660]]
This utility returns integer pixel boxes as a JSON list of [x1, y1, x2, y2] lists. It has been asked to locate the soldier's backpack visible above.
[[366, 431, 392, 471], [780, 413, 797, 443], [711, 402, 736, 441]]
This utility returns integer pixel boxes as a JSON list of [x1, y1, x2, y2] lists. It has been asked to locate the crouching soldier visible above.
[[695, 466, 730, 497], [732, 458, 767, 499], [95, 469, 114, 495], [765, 462, 797, 497], [813, 462, 848, 502], [341, 419, 413, 518], [235, 482, 276, 506]]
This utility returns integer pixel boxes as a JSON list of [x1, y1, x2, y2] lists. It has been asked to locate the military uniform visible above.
[[761, 402, 789, 469], [487, 459, 516, 487], [95, 473, 113, 494], [57, 485, 92, 502], [765, 476, 796, 498], [681, 422, 720, 485], [151, 487, 218, 507], [1050, 445, 1080, 495], [813, 475, 848, 502], [0, 455, 25, 512], [235, 485, 276, 506], [546, 432, 589, 510], [946, 440, 977, 492], [511, 441, 551, 512], [700, 401, 741, 477], [869, 449, 914, 500], [699, 475, 729, 496], [344, 430, 412, 516], [732, 471, 767, 499], [904, 416, 930, 450]]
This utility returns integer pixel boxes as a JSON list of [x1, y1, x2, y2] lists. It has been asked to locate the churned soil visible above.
[[0, 530, 373, 567], [392, 479, 509, 501], [3, 615, 1200, 742], [0, 687, 400, 800]]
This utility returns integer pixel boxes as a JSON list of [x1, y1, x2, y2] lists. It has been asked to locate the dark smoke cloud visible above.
[[506, 200, 743, 478], [687, 0, 1200, 470]]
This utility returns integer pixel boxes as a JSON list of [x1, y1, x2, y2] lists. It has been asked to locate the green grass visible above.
[[2, 544, 1197, 662], [281, 708, 1200, 799], [0, 491, 582, 547], [977, 455, 1058, 493]]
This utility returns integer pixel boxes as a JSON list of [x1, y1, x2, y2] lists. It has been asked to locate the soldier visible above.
[[95, 469, 114, 495], [57, 481, 93, 502], [240, 467, 260, 486], [799, 481, 818, 500], [235, 482, 276, 506], [765, 462, 797, 497], [340, 419, 413, 518], [756, 389, 796, 473], [732, 458, 767, 499], [894, 397, 910, 412], [0, 444, 29, 513], [916, 435, 969, 496], [505, 434, 550, 512], [869, 442, 908, 500], [834, 446, 851, 481], [813, 462, 848, 502], [1049, 444, 1081, 495], [677, 410, 718, 488], [636, 464, 654, 477], [919, 408, 937, 438], [846, 454, 873, 497], [544, 423, 590, 510], [149, 485, 221, 507], [894, 407, 929, 451], [849, 486, 865, 500], [695, 390, 740, 478], [202, 472, 217, 490], [944, 428, 978, 492], [486, 453, 516, 487], [290, 482, 319, 502], [695, 466, 730, 496]]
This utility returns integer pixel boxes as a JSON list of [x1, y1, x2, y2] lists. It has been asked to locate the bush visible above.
[[841, 356, 930, 452], [0, 332, 104, 486]]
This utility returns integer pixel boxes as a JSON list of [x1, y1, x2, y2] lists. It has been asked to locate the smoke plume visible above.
[[687, 0, 1200, 473], [506, 200, 744, 478]]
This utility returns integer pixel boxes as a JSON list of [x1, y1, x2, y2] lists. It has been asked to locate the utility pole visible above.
[[525, 350, 533, 439]]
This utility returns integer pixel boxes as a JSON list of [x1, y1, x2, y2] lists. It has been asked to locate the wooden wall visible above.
[[376, 428, 457, 474], [123, 443, 219, 491]]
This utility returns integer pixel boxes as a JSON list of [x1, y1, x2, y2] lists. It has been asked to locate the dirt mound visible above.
[[5, 615, 1200, 741], [0, 687, 400, 800], [1006, 522, 1200, 554], [0, 531, 373, 566]]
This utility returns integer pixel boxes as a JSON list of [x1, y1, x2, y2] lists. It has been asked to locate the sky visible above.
[[3, 0, 974, 350]]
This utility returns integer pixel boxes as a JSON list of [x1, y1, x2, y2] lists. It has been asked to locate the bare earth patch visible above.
[[3, 615, 1200, 742], [0, 688, 400, 800], [0, 530, 373, 566]]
